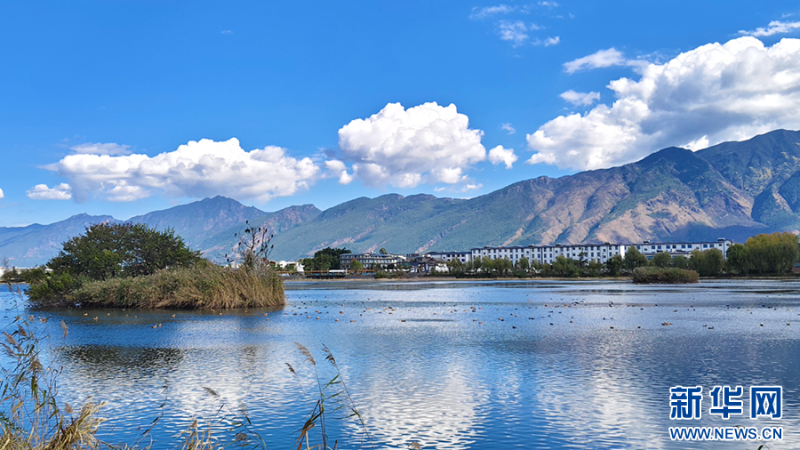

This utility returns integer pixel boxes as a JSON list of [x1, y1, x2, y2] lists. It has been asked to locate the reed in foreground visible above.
[[0, 317, 376, 449], [0, 317, 108, 450]]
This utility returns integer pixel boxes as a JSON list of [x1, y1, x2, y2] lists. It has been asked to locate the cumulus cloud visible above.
[[469, 4, 516, 20], [528, 37, 800, 170], [27, 183, 72, 200], [488, 145, 518, 169], [560, 90, 601, 106], [740, 20, 800, 37], [324, 160, 354, 185], [563, 48, 645, 73], [70, 142, 132, 156], [0, 187, 4, 199], [337, 102, 487, 189], [45, 138, 319, 203], [501, 123, 516, 134]]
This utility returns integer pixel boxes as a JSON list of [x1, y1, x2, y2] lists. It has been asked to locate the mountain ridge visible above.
[[2, 129, 799, 266]]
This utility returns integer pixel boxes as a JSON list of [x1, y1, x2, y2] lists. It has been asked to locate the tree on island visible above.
[[350, 260, 364, 272], [48, 223, 201, 281]]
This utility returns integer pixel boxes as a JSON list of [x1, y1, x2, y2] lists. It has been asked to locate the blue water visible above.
[[2, 279, 799, 449]]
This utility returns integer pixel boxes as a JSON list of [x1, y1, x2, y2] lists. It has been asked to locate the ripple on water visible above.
[[2, 280, 800, 449]]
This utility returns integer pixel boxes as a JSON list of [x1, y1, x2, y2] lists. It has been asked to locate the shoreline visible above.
[[284, 274, 800, 283]]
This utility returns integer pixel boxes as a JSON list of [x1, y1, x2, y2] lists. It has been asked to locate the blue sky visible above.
[[2, 1, 800, 227]]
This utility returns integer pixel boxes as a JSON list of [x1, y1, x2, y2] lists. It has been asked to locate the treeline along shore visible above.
[[288, 232, 800, 284], [3, 229, 800, 298]]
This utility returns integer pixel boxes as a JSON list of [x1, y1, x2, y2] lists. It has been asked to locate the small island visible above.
[[22, 222, 284, 309]]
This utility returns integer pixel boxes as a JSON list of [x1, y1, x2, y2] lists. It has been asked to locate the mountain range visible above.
[[3, 129, 800, 267]]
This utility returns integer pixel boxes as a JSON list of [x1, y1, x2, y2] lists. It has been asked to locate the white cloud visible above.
[[0, 187, 4, 199], [469, 4, 516, 20], [26, 183, 72, 200], [534, 36, 560, 47], [563, 48, 645, 73], [45, 138, 319, 203], [501, 123, 516, 134], [337, 102, 487, 189], [560, 90, 601, 106], [684, 135, 710, 151], [461, 183, 483, 192], [497, 21, 540, 46], [324, 160, 354, 185], [528, 37, 800, 170], [740, 20, 800, 37], [70, 142, 131, 156], [488, 145, 518, 169], [538, 1, 559, 6]]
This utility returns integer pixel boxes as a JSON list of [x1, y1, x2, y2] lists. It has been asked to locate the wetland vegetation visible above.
[[20, 222, 284, 309]]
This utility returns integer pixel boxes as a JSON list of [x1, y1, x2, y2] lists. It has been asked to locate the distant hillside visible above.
[[0, 198, 320, 267], [195, 204, 321, 261], [267, 129, 800, 260], [0, 214, 117, 267], [127, 195, 269, 247], [3, 129, 800, 265]]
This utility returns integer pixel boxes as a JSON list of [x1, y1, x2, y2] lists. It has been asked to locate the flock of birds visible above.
[[60, 294, 799, 334]]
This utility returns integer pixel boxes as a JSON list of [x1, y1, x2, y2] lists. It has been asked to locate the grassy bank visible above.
[[29, 264, 285, 309], [632, 267, 699, 284]]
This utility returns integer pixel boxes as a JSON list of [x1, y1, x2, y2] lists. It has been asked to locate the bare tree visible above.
[[226, 220, 274, 271]]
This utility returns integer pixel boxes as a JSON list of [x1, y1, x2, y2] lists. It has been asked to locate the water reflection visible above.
[[3, 280, 800, 449]]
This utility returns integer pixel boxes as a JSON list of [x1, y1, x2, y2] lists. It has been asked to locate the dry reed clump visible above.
[[0, 318, 107, 450], [65, 265, 285, 309], [0, 317, 268, 450], [1, 317, 376, 450]]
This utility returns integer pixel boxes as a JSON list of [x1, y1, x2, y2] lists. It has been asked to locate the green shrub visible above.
[[632, 267, 699, 284]]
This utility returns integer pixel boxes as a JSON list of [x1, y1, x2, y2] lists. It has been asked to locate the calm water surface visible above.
[[2, 279, 799, 449]]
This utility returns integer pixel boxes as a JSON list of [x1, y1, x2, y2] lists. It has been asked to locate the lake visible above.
[[1, 279, 798, 449]]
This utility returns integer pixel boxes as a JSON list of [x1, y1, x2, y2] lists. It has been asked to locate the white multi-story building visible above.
[[428, 251, 472, 264], [471, 243, 628, 265], [340, 253, 405, 269], [468, 238, 733, 265], [632, 238, 732, 259]]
